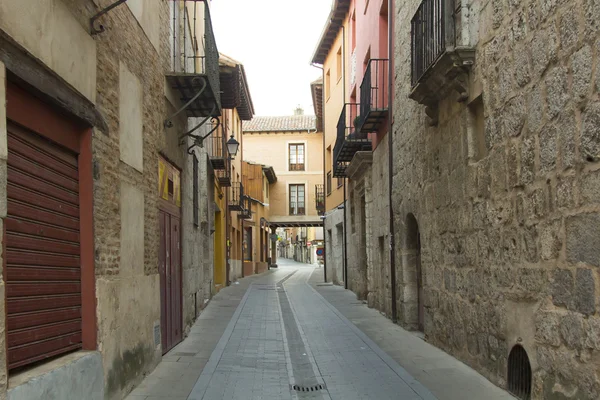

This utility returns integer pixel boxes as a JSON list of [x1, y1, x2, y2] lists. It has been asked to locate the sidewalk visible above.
[[308, 268, 514, 400], [126, 270, 282, 400]]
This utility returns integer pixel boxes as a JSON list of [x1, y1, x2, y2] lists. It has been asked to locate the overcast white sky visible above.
[[211, 0, 332, 117]]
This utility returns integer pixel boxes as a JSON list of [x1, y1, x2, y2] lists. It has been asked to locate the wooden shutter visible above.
[[5, 123, 82, 370]]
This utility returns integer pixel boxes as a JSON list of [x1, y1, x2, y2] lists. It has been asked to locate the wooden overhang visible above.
[[310, 0, 352, 66], [219, 58, 255, 120], [262, 166, 277, 184], [311, 78, 324, 132]]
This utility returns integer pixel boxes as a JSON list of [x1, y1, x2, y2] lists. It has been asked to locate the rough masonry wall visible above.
[[324, 208, 345, 286], [392, 0, 600, 398], [92, 1, 170, 398]]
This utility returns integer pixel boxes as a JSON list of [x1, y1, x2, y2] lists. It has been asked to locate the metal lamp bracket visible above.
[[90, 0, 128, 35], [182, 115, 220, 155]]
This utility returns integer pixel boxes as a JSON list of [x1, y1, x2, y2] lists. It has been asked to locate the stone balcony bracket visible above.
[[346, 151, 374, 181], [409, 46, 476, 126]]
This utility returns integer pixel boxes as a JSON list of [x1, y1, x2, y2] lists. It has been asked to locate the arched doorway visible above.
[[405, 214, 424, 331]]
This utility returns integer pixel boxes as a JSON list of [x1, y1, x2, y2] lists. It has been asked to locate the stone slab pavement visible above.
[[126, 259, 515, 400]]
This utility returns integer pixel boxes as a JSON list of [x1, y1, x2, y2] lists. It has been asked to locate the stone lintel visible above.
[[346, 151, 373, 180]]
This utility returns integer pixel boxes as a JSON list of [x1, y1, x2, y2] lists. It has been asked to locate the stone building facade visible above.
[[390, 0, 600, 398], [0, 1, 221, 399]]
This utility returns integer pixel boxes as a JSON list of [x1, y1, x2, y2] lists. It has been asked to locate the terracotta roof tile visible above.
[[243, 115, 317, 132]]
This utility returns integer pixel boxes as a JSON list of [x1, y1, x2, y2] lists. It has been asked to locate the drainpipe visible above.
[[387, 0, 397, 323], [341, 24, 349, 290]]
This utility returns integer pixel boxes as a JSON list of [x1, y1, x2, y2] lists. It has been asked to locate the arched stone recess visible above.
[[400, 213, 424, 332]]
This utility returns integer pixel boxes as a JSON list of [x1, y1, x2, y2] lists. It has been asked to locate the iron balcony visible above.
[[332, 103, 372, 177], [358, 59, 389, 134], [229, 182, 244, 211], [165, 0, 221, 118]]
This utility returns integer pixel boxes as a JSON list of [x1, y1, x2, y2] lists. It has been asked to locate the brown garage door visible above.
[[5, 122, 81, 370]]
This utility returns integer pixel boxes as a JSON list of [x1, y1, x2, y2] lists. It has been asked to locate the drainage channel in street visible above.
[[276, 270, 329, 399]]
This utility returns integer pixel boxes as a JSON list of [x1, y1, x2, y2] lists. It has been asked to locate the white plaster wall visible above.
[[120, 182, 144, 276], [0, 0, 97, 101], [119, 62, 143, 172], [127, 0, 161, 54]]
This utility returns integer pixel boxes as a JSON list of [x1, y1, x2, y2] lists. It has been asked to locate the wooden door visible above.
[[158, 158, 182, 353]]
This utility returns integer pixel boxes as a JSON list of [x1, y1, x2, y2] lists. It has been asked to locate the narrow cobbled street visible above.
[[127, 259, 513, 400]]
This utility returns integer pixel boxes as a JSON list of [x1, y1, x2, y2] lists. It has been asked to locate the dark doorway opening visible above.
[[406, 214, 424, 332]]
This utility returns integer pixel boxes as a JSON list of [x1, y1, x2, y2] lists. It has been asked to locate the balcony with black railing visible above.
[[358, 59, 389, 134], [207, 119, 226, 170], [332, 103, 372, 177], [410, 0, 475, 125], [166, 0, 221, 118], [229, 182, 244, 211], [238, 196, 252, 219], [315, 184, 325, 216]]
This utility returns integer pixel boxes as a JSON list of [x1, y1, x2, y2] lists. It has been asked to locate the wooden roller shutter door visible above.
[[5, 122, 82, 370]]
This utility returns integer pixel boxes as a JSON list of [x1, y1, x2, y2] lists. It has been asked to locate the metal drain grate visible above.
[[291, 384, 325, 392]]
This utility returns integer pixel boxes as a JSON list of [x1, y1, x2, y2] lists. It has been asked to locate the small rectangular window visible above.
[[289, 144, 305, 171], [468, 96, 487, 161], [289, 184, 305, 215], [327, 172, 332, 195]]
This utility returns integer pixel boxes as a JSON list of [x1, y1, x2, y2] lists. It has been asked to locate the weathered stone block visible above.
[[518, 267, 548, 293], [552, 269, 573, 308], [566, 213, 600, 267], [521, 224, 539, 263], [580, 169, 600, 204], [520, 136, 536, 185], [555, 175, 576, 209], [581, 101, 600, 162], [557, 111, 576, 170], [527, 85, 544, 136], [514, 46, 531, 88], [560, 313, 584, 349], [507, 140, 519, 188], [539, 124, 558, 175], [574, 268, 596, 315], [545, 66, 570, 119], [535, 311, 561, 346], [531, 27, 558, 78], [559, 7, 580, 54], [584, 317, 600, 349], [503, 95, 526, 137], [571, 45, 592, 102], [539, 219, 562, 260], [525, 187, 548, 220]]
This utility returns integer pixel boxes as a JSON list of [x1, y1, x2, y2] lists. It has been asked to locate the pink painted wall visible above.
[[348, 0, 391, 149]]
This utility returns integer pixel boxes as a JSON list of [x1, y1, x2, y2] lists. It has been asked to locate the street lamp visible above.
[[226, 135, 239, 159]]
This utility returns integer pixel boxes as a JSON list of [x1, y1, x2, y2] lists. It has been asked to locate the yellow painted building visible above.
[[211, 54, 254, 289]]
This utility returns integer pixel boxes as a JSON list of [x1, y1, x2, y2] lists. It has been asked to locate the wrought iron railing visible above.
[[359, 59, 389, 133], [170, 0, 220, 108], [316, 184, 325, 216], [207, 119, 226, 168], [238, 196, 252, 219], [229, 182, 244, 210], [333, 103, 370, 165], [411, 0, 455, 87]]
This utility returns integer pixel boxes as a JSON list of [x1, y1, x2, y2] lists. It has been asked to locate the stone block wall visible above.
[[391, 0, 600, 397], [324, 208, 345, 286]]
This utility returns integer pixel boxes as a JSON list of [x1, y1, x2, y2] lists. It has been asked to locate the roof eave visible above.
[[310, 0, 351, 66]]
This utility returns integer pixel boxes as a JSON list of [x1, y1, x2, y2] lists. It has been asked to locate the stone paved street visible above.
[[126, 259, 514, 400]]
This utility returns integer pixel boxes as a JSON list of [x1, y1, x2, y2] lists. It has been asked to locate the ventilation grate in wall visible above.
[[507, 344, 532, 400]]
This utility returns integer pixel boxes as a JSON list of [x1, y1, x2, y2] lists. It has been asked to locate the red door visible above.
[[158, 158, 182, 353]]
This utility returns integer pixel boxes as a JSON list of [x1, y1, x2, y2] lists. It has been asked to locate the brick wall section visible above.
[[390, 0, 600, 398], [91, 1, 169, 398]]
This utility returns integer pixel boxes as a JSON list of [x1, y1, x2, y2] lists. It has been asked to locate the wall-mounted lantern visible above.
[[227, 135, 240, 159]]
